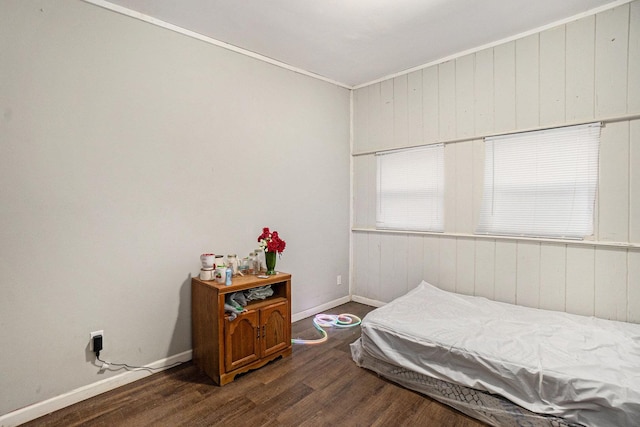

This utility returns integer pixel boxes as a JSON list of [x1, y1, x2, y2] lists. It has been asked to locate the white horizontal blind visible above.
[[476, 123, 601, 239], [376, 144, 444, 232]]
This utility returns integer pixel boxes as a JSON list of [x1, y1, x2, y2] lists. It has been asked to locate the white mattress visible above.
[[359, 281, 640, 427]]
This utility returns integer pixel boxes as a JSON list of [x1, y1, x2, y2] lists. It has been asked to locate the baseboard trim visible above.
[[0, 350, 192, 427], [351, 294, 386, 308], [291, 295, 352, 322], [2, 295, 368, 426]]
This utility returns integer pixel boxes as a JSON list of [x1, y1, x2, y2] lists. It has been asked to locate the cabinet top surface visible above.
[[192, 272, 291, 293]]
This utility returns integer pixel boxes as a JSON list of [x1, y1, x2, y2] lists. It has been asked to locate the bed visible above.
[[350, 281, 640, 427]]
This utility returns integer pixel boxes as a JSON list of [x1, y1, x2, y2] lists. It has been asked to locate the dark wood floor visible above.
[[24, 302, 486, 426]]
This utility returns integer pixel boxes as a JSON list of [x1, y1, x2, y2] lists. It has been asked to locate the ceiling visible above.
[[103, 0, 622, 87]]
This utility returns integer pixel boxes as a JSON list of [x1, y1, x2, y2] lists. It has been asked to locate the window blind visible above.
[[376, 144, 444, 232], [476, 122, 601, 239]]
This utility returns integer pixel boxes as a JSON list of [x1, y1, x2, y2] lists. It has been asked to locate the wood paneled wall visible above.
[[352, 1, 640, 323]]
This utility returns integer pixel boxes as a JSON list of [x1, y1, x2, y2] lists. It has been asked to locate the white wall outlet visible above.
[[337, 275, 342, 286], [90, 330, 103, 351]]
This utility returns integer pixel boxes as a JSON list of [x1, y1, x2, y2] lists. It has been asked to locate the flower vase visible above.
[[265, 251, 277, 275]]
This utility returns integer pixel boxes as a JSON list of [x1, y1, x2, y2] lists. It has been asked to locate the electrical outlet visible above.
[[337, 275, 342, 286], [90, 330, 103, 351]]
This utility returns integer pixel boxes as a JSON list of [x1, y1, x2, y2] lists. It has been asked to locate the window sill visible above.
[[351, 227, 640, 249]]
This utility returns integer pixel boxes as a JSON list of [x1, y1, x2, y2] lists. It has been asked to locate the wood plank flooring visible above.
[[24, 302, 486, 426]]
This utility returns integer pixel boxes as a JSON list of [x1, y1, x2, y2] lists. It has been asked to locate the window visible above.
[[476, 122, 601, 239], [376, 144, 444, 232]]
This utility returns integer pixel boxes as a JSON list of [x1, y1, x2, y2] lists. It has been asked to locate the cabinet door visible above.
[[260, 300, 290, 358], [224, 309, 260, 372]]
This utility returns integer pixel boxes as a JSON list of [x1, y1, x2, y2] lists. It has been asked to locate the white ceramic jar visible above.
[[200, 253, 215, 269]]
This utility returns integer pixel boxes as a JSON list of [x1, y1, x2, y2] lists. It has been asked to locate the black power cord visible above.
[[92, 334, 184, 372]]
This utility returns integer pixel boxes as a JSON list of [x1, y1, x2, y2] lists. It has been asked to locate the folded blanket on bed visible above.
[[358, 281, 640, 427]]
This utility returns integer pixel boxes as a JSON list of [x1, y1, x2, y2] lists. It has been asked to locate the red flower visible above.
[[258, 227, 271, 242], [257, 227, 286, 255]]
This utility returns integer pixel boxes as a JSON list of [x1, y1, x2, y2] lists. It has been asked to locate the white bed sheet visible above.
[[359, 281, 640, 427]]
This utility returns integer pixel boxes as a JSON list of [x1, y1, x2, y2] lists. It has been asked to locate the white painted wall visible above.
[[0, 0, 350, 416], [352, 1, 640, 322]]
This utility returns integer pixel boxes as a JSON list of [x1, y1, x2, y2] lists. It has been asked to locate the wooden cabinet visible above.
[[224, 298, 289, 372], [192, 273, 292, 385]]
